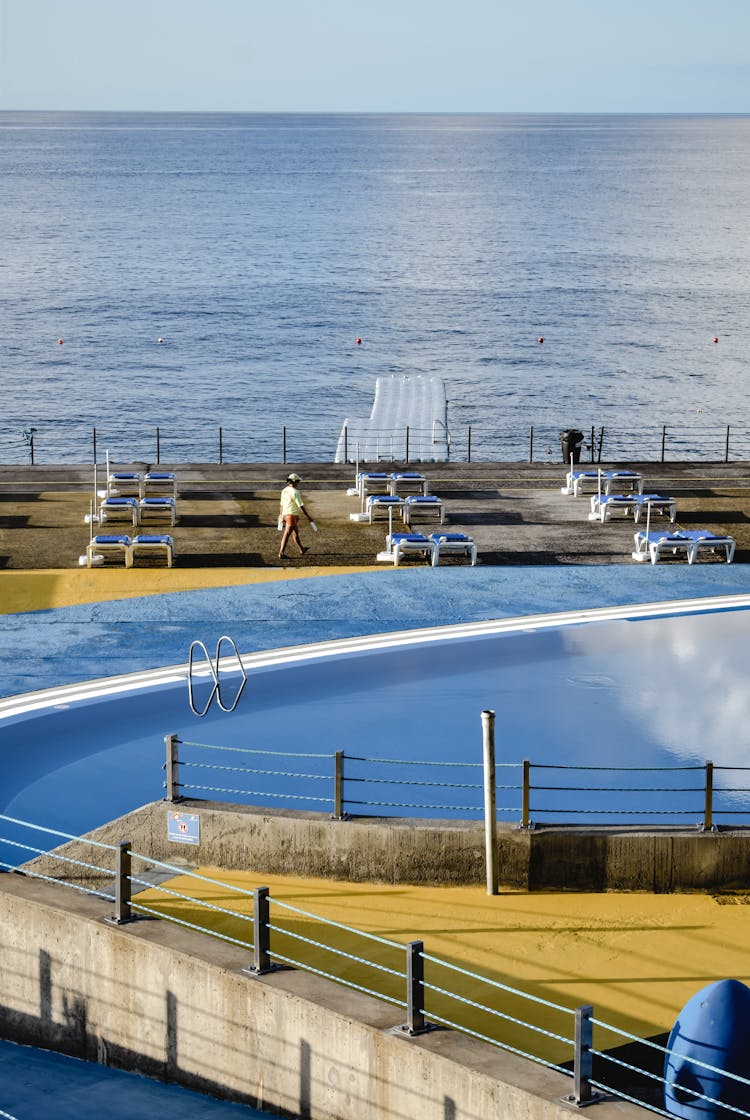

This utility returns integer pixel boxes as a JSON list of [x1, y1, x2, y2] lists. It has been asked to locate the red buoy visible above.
[[713, 336, 719, 343], [356, 337, 362, 345], [57, 338, 63, 345], [538, 336, 544, 344]]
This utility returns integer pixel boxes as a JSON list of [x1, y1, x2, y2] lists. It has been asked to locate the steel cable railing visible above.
[[4, 812, 750, 1114]]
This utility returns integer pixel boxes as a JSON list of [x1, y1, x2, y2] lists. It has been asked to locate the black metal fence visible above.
[[3, 420, 750, 466]]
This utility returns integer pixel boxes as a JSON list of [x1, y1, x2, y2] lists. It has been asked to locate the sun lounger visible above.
[[99, 496, 139, 527], [563, 469, 644, 497], [632, 530, 694, 564], [402, 495, 444, 526], [429, 532, 477, 566], [678, 530, 736, 564], [588, 493, 677, 523], [131, 534, 175, 567], [84, 534, 132, 568], [106, 470, 142, 498], [385, 532, 436, 567], [357, 471, 391, 498], [142, 471, 177, 498], [366, 495, 406, 523], [389, 471, 429, 496], [138, 496, 177, 526]]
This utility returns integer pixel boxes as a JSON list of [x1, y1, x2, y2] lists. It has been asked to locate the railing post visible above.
[[93, 426, 97, 465], [589, 426, 594, 465], [333, 750, 345, 819], [109, 840, 133, 925], [405, 940, 427, 1034], [283, 426, 287, 464], [219, 427, 223, 465], [704, 760, 714, 831], [156, 426, 161, 464], [482, 710, 498, 896], [467, 425, 472, 463], [344, 424, 348, 463], [405, 426, 410, 464], [661, 424, 667, 463], [251, 886, 273, 973], [165, 734, 181, 802], [571, 1004, 594, 1106], [725, 425, 731, 463], [529, 425, 534, 463], [522, 759, 531, 829]]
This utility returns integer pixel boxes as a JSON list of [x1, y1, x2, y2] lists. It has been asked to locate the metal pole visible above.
[[482, 710, 498, 896], [283, 426, 287, 464], [661, 424, 667, 463], [93, 426, 97, 465], [704, 760, 714, 831], [219, 427, 223, 465], [165, 734, 181, 802], [111, 841, 132, 925], [572, 1005, 594, 1105], [405, 940, 427, 1034], [522, 759, 531, 828], [529, 426, 533, 464], [590, 426, 594, 465], [30, 433, 35, 465], [467, 425, 472, 463], [344, 424, 348, 464], [252, 887, 273, 973], [156, 426, 161, 464], [725, 425, 731, 464], [405, 426, 410, 464], [333, 750, 344, 819]]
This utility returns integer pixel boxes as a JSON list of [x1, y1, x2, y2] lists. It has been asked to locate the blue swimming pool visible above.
[[2, 593, 750, 855]]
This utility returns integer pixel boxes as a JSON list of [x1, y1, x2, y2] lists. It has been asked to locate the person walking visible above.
[[278, 473, 316, 559]]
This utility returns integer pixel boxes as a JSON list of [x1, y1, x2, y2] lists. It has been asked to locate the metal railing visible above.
[[3, 811, 750, 1115], [165, 737, 750, 829], [3, 419, 750, 465]]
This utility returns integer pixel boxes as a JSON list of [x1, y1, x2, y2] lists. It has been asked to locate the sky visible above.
[[0, 0, 748, 113]]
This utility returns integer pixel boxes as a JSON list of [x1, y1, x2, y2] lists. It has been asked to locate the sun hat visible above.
[[287, 473, 301, 482]]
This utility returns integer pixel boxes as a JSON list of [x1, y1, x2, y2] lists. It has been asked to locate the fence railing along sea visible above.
[[4, 419, 750, 466]]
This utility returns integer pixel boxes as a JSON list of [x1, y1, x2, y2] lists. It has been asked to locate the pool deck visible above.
[[3, 465, 750, 1115]]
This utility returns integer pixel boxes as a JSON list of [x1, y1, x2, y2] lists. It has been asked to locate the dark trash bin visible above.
[[561, 429, 584, 465]]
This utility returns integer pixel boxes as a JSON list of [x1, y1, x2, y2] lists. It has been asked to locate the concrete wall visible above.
[[0, 873, 639, 1120], [72, 799, 750, 893]]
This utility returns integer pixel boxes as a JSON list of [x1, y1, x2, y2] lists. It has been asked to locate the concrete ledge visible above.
[[0, 873, 639, 1120], [55, 800, 750, 892]]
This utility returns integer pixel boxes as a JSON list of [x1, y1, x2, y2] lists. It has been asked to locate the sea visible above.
[[1, 111, 749, 466]]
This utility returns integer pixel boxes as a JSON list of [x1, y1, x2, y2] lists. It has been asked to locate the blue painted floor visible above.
[[2, 565, 750, 698], [0, 1038, 267, 1118]]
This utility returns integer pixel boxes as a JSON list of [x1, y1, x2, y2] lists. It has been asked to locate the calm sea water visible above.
[[1, 111, 749, 465]]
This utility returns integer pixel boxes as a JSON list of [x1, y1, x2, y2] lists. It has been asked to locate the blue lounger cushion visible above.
[[92, 534, 131, 544], [133, 534, 173, 544], [103, 497, 137, 506], [405, 495, 440, 502], [390, 533, 430, 543], [144, 471, 175, 479], [429, 533, 471, 542], [368, 495, 401, 503], [141, 497, 175, 505]]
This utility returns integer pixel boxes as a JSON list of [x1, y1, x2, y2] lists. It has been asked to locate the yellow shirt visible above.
[[280, 484, 303, 516]]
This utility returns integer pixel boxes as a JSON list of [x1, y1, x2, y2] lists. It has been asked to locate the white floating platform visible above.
[[335, 375, 449, 462]]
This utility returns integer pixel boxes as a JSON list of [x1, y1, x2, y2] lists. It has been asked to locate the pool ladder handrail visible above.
[[188, 635, 247, 716]]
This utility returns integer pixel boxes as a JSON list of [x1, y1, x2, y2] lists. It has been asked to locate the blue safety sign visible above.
[[167, 810, 200, 845]]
